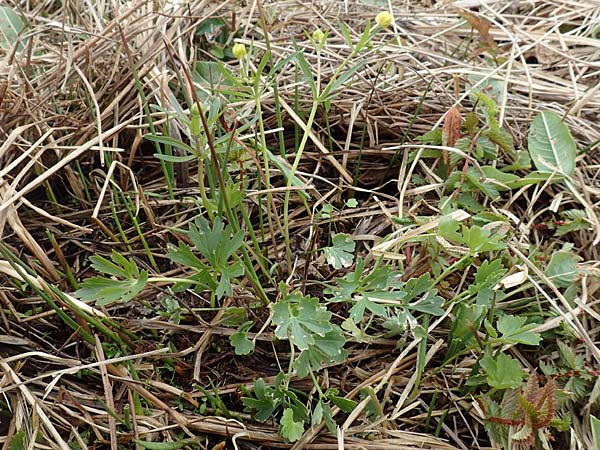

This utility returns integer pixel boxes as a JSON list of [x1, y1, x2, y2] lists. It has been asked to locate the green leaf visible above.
[[272, 292, 332, 350], [144, 134, 196, 156], [496, 315, 541, 346], [473, 259, 507, 290], [447, 303, 487, 360], [75, 251, 148, 306], [591, 415, 600, 450], [134, 439, 198, 450], [280, 408, 304, 443], [481, 353, 525, 389], [545, 250, 580, 288], [320, 60, 368, 101], [326, 391, 357, 413], [323, 233, 355, 269], [242, 378, 280, 421], [483, 126, 514, 155], [0, 7, 26, 52], [294, 330, 347, 377], [166, 242, 207, 272], [312, 399, 324, 426], [528, 111, 577, 176], [229, 321, 255, 355], [463, 225, 506, 254], [7, 431, 25, 450], [349, 294, 386, 322]]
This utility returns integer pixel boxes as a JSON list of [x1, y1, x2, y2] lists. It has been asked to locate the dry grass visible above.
[[1, 0, 600, 449]]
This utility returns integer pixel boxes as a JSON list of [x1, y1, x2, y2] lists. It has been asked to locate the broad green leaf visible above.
[[7, 431, 25, 450], [528, 111, 576, 175], [481, 353, 525, 389], [496, 315, 541, 346], [408, 293, 444, 316], [323, 233, 355, 269], [463, 225, 506, 253], [545, 250, 580, 288], [0, 7, 26, 52], [280, 408, 304, 443], [326, 391, 357, 413]]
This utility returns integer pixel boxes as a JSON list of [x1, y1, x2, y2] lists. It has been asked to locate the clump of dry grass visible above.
[[1, 0, 600, 449]]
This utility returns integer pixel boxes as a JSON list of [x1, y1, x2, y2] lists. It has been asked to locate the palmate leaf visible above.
[[528, 111, 576, 176], [272, 292, 332, 351], [323, 233, 355, 269], [75, 251, 148, 306], [294, 330, 347, 378]]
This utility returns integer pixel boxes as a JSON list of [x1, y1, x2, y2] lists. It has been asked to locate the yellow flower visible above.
[[375, 11, 393, 28], [232, 43, 247, 59]]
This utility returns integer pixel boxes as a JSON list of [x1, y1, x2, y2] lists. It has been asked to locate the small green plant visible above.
[[75, 216, 246, 308]]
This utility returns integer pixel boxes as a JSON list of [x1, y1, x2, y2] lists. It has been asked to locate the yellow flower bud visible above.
[[312, 28, 325, 44], [232, 43, 247, 59], [375, 11, 393, 28]]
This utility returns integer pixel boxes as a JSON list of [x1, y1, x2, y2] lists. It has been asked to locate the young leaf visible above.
[[528, 111, 576, 176], [242, 378, 280, 421], [280, 408, 304, 443], [323, 233, 355, 269]]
